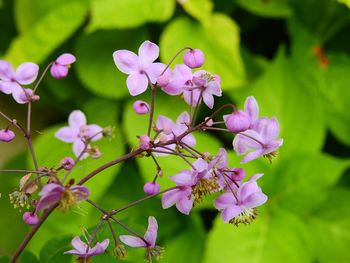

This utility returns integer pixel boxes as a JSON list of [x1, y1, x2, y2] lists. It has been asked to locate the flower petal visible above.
[[144, 216, 158, 247], [138, 41, 159, 68], [0, 60, 15, 80], [72, 140, 89, 159], [120, 235, 147, 248], [0, 81, 20, 94], [237, 181, 259, 201], [15, 62, 39, 85], [70, 185, 90, 201], [113, 50, 139, 74], [214, 192, 237, 209], [170, 170, 194, 186], [162, 189, 181, 209], [71, 236, 88, 252], [146, 63, 166, 83], [88, 124, 103, 141], [156, 115, 175, 135], [202, 92, 214, 109], [55, 127, 78, 143], [244, 96, 259, 124], [243, 192, 268, 209], [126, 72, 148, 96], [240, 149, 264, 164], [35, 191, 61, 212], [11, 87, 33, 104], [176, 195, 194, 215], [56, 53, 76, 65], [69, 110, 87, 128], [221, 206, 242, 223], [50, 64, 68, 79]]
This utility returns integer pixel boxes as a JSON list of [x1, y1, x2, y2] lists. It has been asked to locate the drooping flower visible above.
[[214, 174, 267, 225], [55, 110, 103, 158], [120, 216, 164, 262], [0, 129, 15, 142], [22, 212, 39, 225], [183, 70, 221, 109], [157, 64, 192, 96], [113, 40, 166, 96], [50, 53, 76, 79], [143, 182, 160, 195], [233, 117, 283, 163], [64, 236, 109, 259], [0, 60, 39, 104], [133, 100, 150, 114], [60, 157, 75, 171], [183, 49, 205, 68], [35, 183, 89, 212]]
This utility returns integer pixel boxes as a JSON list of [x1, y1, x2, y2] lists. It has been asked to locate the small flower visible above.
[[223, 110, 251, 133], [35, 183, 89, 212], [0, 129, 15, 142], [183, 71, 221, 109], [133, 100, 150, 114], [55, 110, 103, 158], [157, 64, 192, 96], [50, 53, 76, 79], [113, 40, 166, 96], [183, 49, 205, 68], [139, 135, 151, 150], [60, 157, 75, 171], [64, 236, 109, 260], [233, 117, 283, 163], [120, 216, 164, 262], [23, 212, 39, 225], [143, 182, 160, 195], [214, 174, 267, 225]]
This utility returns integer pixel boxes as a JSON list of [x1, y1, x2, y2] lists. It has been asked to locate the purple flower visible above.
[[223, 110, 251, 133], [139, 135, 151, 150], [22, 212, 39, 225], [233, 117, 283, 163], [0, 129, 15, 142], [50, 53, 76, 79], [143, 182, 160, 195], [113, 40, 166, 96], [64, 236, 109, 259], [55, 110, 103, 158], [120, 216, 164, 262], [60, 157, 75, 171], [36, 183, 89, 212], [183, 70, 221, 109], [214, 174, 267, 225], [183, 49, 205, 68], [158, 64, 192, 96], [0, 60, 39, 104], [133, 100, 150, 114]]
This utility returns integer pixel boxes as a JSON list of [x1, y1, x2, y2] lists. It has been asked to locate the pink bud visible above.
[[231, 168, 245, 181], [0, 129, 15, 142], [60, 157, 75, 170], [50, 53, 76, 79], [223, 111, 251, 133], [183, 49, 205, 68], [143, 182, 160, 195], [133, 100, 149, 115], [139, 135, 150, 150], [23, 212, 39, 225], [205, 117, 213, 127]]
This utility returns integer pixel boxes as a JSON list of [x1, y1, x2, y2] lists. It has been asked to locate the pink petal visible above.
[[170, 170, 194, 186], [202, 92, 214, 109], [0, 81, 20, 94], [243, 192, 268, 209], [176, 111, 190, 125], [73, 140, 88, 158], [15, 62, 39, 85], [70, 185, 90, 201], [221, 206, 242, 223], [237, 181, 259, 201], [240, 149, 264, 164], [192, 158, 208, 173], [55, 127, 78, 143], [162, 189, 182, 209], [56, 53, 76, 65], [11, 87, 33, 104], [214, 192, 236, 209], [120, 235, 147, 248], [89, 239, 109, 255], [146, 63, 166, 83], [156, 115, 174, 134], [232, 130, 262, 155], [0, 60, 15, 80], [138, 41, 159, 68], [36, 191, 61, 212], [113, 50, 139, 74], [181, 134, 196, 147], [39, 183, 64, 196], [69, 110, 87, 128], [88, 124, 103, 141], [173, 64, 192, 81], [127, 72, 148, 96], [144, 216, 158, 247], [176, 195, 193, 215], [244, 96, 259, 123], [50, 64, 68, 79], [71, 236, 88, 252]]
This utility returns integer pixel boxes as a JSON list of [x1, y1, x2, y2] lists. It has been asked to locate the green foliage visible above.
[[235, 0, 293, 18]]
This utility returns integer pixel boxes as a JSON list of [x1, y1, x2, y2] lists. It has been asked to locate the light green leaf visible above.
[[204, 208, 312, 263], [19, 251, 39, 263], [5, 0, 88, 64], [89, 0, 175, 31], [338, 0, 350, 9], [310, 187, 350, 263], [235, 0, 293, 18], [39, 236, 72, 263], [160, 14, 246, 89], [179, 0, 213, 25], [75, 29, 148, 99]]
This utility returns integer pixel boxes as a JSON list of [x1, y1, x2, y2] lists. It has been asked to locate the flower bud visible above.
[[139, 135, 151, 150], [60, 157, 75, 170], [143, 182, 160, 195], [0, 129, 15, 142], [223, 111, 251, 133], [133, 100, 150, 115], [51, 53, 76, 79], [204, 117, 213, 127], [23, 212, 39, 225], [231, 168, 245, 181], [183, 49, 205, 68]]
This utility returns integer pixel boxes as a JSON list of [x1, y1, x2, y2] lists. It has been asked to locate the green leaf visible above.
[[235, 0, 293, 18], [339, 0, 350, 9], [204, 207, 312, 263], [179, 0, 214, 25], [19, 251, 39, 263], [39, 236, 72, 263], [0, 256, 10, 263], [75, 29, 148, 99], [4, 0, 88, 64], [160, 14, 246, 89], [88, 0, 175, 31], [230, 49, 326, 155], [310, 187, 350, 263]]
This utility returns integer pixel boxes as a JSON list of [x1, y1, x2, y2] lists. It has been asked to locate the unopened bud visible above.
[[0, 129, 15, 142], [133, 100, 150, 115], [143, 182, 160, 195], [183, 49, 205, 68], [60, 157, 75, 171]]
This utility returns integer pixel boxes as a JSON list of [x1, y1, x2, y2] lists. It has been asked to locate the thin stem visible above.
[[203, 127, 230, 132], [33, 62, 53, 93], [157, 145, 195, 169], [160, 47, 191, 76], [151, 149, 197, 159], [107, 219, 119, 246], [109, 217, 147, 244], [86, 220, 105, 254], [147, 85, 156, 137], [191, 89, 204, 127], [0, 169, 46, 174]]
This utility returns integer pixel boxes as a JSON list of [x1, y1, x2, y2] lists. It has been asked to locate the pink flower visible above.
[[139, 135, 151, 150], [223, 110, 251, 133], [50, 53, 76, 79], [233, 117, 283, 163], [133, 100, 150, 114], [0, 129, 15, 142], [60, 157, 75, 170], [0, 60, 39, 104], [143, 182, 160, 195], [157, 64, 192, 96], [183, 49, 205, 68], [113, 41, 166, 96], [55, 110, 103, 158], [65, 236, 109, 259], [183, 70, 221, 109], [22, 212, 39, 225]]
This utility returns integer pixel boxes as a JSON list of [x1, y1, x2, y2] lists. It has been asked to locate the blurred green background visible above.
[[1, 0, 350, 262]]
